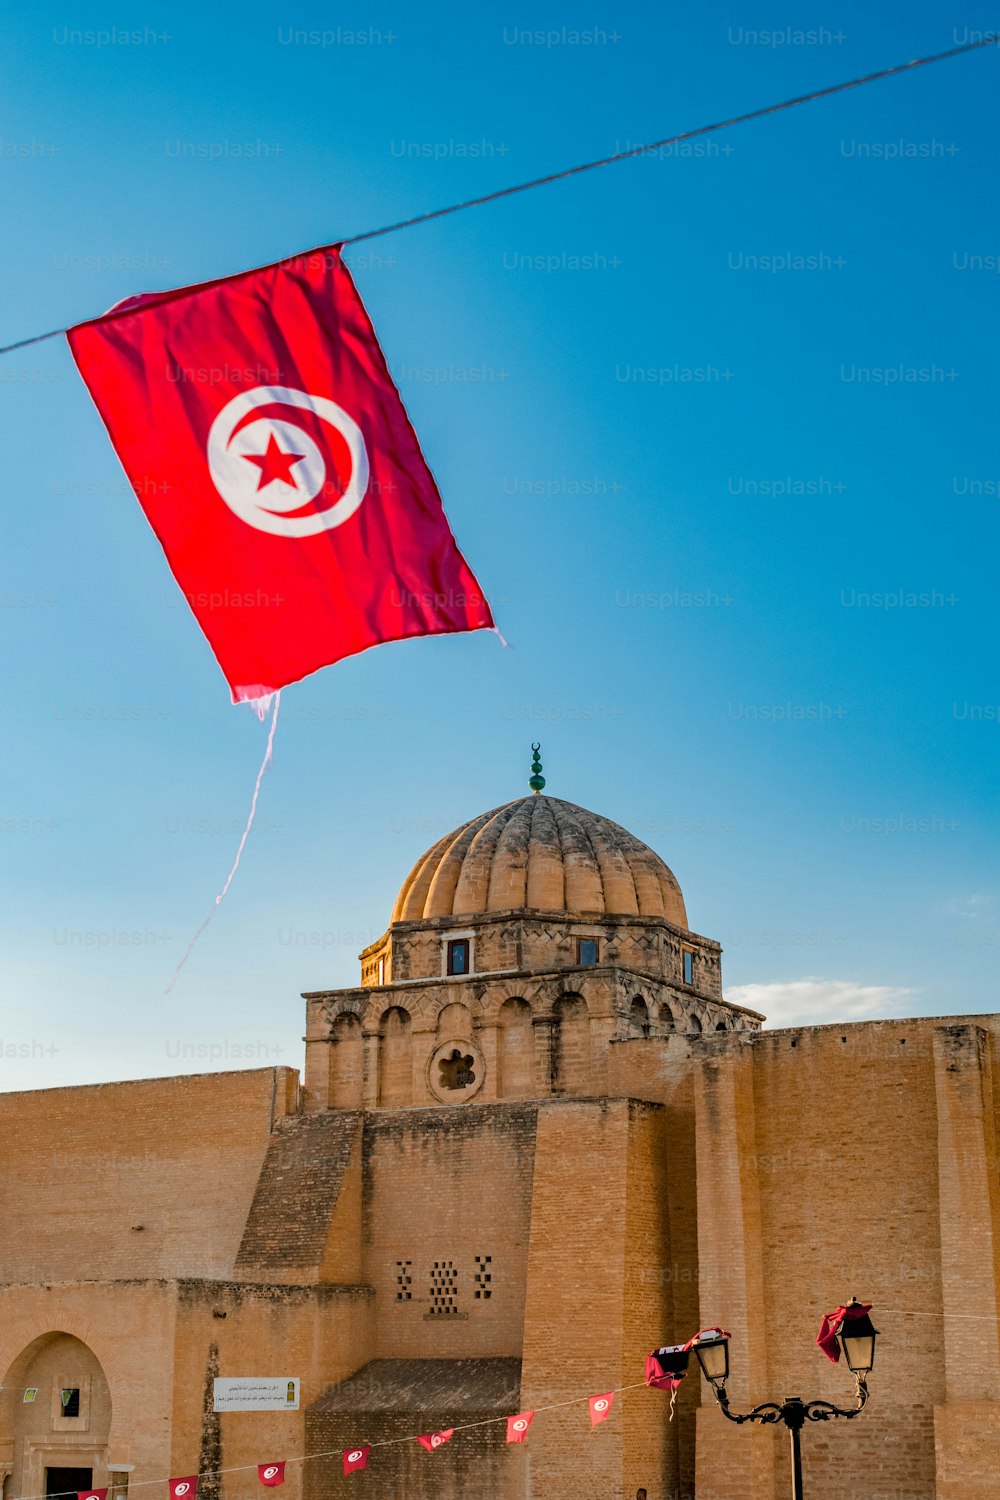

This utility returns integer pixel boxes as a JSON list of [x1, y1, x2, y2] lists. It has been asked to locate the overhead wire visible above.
[[0, 34, 996, 358]]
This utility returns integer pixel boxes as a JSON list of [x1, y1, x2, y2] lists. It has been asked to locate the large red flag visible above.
[[67, 245, 494, 702]]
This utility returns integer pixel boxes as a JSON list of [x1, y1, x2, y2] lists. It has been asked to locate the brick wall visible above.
[[235, 1112, 362, 1283], [0, 1280, 179, 1493], [305, 1357, 521, 1500], [0, 1069, 297, 1284], [362, 1105, 537, 1360], [173, 1280, 374, 1500]]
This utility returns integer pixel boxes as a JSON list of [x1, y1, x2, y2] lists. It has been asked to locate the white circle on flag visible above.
[[347, 1451, 363, 1463], [262, 1468, 279, 1479], [513, 1419, 527, 1431], [594, 1399, 609, 1412], [207, 385, 369, 539], [175, 1484, 190, 1494]]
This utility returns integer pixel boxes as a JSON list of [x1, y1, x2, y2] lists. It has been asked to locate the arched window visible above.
[[497, 997, 534, 1099], [659, 1001, 677, 1035], [688, 1012, 703, 1035], [628, 997, 650, 1039], [552, 994, 590, 1094], [438, 1000, 473, 1041], [715, 1020, 728, 1032], [378, 1006, 412, 1106], [329, 1012, 363, 1109]]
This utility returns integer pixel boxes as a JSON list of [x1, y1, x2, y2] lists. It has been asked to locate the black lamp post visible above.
[[691, 1300, 878, 1500]]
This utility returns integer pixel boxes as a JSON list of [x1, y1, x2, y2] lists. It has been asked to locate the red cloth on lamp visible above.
[[817, 1302, 873, 1362]]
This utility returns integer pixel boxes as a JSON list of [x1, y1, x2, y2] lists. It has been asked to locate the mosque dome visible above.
[[390, 794, 688, 928]]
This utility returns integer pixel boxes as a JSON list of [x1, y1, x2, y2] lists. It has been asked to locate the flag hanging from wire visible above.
[[67, 245, 494, 704]]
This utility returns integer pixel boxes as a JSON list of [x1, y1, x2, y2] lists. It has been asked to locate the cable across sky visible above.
[[0, 32, 996, 357]]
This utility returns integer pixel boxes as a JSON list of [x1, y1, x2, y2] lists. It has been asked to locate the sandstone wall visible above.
[[0, 1069, 299, 1284]]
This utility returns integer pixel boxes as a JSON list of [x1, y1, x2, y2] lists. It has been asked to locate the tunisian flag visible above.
[[416, 1429, 454, 1452], [505, 1411, 534, 1444], [67, 245, 494, 702], [588, 1392, 614, 1426]]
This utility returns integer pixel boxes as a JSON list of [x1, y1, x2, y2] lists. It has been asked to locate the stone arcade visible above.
[[1, 776, 998, 1500]]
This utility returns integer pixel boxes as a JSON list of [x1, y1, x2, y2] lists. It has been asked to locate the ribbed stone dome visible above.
[[391, 795, 688, 926]]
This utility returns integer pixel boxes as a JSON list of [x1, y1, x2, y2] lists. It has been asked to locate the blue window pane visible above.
[[447, 940, 469, 975]]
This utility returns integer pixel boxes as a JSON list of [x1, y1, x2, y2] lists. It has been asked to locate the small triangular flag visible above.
[[343, 1447, 370, 1475], [589, 1392, 614, 1425], [506, 1411, 534, 1444], [416, 1429, 454, 1452]]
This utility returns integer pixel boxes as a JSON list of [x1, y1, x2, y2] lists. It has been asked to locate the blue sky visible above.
[[2, 1, 998, 1089]]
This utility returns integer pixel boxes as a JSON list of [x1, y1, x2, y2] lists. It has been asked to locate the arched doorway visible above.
[[0, 1334, 112, 1500]]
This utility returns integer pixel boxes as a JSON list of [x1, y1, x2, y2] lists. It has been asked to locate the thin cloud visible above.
[[946, 892, 995, 920], [726, 977, 914, 1029]]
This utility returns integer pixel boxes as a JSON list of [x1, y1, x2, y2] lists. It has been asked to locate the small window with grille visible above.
[[474, 1254, 493, 1300], [429, 1260, 459, 1315], [395, 1260, 413, 1301]]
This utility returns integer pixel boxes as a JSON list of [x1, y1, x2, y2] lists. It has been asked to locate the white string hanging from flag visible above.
[[165, 691, 280, 994], [7, 32, 997, 990]]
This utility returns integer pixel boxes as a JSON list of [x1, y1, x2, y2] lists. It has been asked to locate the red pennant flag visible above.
[[588, 1392, 614, 1426], [506, 1411, 534, 1444], [79, 1490, 108, 1500], [342, 1447, 371, 1475], [416, 1429, 454, 1452], [169, 1480, 197, 1500], [67, 245, 494, 703], [257, 1465, 285, 1487]]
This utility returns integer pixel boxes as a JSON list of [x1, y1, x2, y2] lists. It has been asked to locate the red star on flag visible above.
[[242, 433, 306, 490]]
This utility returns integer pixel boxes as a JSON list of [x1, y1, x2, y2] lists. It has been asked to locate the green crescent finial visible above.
[[529, 743, 546, 794]]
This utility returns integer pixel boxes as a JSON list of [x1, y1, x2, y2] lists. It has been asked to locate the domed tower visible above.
[[303, 750, 762, 1111]]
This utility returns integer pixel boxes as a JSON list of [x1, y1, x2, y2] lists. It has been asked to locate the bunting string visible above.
[[23, 1300, 997, 1497], [14, 1301, 992, 1499], [0, 33, 997, 358], [9, 1379, 652, 1500]]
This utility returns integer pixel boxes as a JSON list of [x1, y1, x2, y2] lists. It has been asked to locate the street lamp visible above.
[[691, 1300, 878, 1500]]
